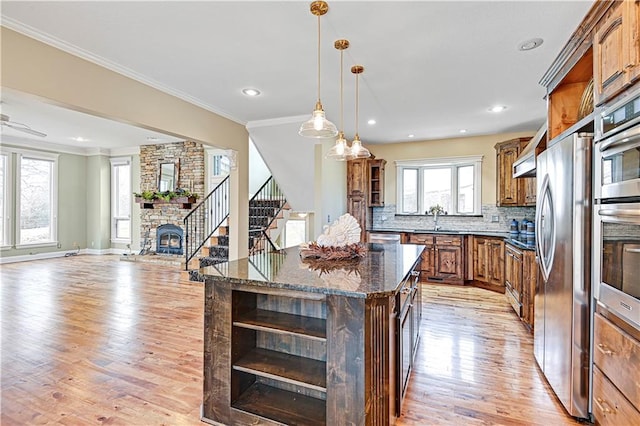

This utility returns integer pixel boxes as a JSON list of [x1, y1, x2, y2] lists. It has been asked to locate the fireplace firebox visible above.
[[156, 224, 183, 255]]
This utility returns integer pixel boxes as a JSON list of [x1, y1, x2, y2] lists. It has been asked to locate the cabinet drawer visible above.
[[407, 234, 434, 245], [435, 235, 462, 246], [593, 365, 640, 426], [594, 313, 640, 410]]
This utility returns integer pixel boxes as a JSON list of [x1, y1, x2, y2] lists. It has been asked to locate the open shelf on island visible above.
[[233, 347, 327, 392], [233, 309, 327, 341], [231, 382, 326, 426]]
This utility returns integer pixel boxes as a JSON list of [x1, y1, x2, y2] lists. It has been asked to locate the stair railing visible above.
[[184, 175, 230, 270], [248, 176, 286, 255]]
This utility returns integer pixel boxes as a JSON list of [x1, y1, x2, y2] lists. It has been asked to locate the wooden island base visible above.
[[201, 244, 424, 425]]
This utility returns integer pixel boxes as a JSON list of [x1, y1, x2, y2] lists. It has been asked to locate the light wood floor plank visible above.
[[1, 256, 582, 425]]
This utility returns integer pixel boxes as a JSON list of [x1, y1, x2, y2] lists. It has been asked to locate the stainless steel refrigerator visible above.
[[534, 132, 592, 419]]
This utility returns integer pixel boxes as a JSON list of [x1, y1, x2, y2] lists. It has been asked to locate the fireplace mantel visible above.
[[135, 196, 197, 209]]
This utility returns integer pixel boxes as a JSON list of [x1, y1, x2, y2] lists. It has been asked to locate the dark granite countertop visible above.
[[369, 228, 510, 238], [504, 235, 536, 251], [202, 243, 424, 299]]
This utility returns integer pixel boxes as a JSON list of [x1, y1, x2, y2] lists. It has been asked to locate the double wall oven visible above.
[[593, 87, 640, 330]]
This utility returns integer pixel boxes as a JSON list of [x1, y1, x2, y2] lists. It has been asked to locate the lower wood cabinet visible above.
[[592, 307, 640, 425], [406, 233, 464, 284], [472, 236, 505, 291], [505, 244, 523, 315], [504, 242, 536, 331]]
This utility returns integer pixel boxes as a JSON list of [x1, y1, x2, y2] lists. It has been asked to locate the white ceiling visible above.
[[1, 1, 594, 150]]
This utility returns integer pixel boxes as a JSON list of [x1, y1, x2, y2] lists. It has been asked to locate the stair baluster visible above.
[[183, 175, 230, 270]]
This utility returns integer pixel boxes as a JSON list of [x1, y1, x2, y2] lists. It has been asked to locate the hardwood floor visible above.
[[1, 255, 582, 425]]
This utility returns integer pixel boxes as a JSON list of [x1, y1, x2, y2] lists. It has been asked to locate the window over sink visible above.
[[396, 155, 482, 215]]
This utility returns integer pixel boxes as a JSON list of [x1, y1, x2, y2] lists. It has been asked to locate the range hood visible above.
[[513, 122, 547, 178]]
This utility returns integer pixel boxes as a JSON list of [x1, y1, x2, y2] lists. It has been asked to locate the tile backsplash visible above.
[[371, 204, 535, 233]]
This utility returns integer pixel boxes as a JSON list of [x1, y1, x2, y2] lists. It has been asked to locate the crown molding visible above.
[[1, 135, 89, 155], [246, 115, 309, 129], [2, 18, 245, 126], [1, 135, 142, 157]]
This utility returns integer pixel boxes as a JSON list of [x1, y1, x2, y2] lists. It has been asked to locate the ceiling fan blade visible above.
[[2, 122, 47, 137]]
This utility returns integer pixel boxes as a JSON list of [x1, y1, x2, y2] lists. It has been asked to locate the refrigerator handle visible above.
[[536, 174, 555, 282]]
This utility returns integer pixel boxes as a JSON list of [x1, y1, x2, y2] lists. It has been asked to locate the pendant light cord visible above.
[[317, 15, 321, 103], [355, 71, 359, 136], [340, 46, 344, 132]]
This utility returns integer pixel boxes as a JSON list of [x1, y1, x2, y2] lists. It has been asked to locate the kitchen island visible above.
[[201, 243, 423, 425]]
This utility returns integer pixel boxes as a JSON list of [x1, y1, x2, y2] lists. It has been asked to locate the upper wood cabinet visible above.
[[594, 0, 640, 106], [347, 157, 385, 241], [347, 158, 368, 195], [368, 159, 386, 207], [495, 138, 536, 207]]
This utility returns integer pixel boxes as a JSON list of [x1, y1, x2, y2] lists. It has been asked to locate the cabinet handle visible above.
[[596, 343, 615, 356], [594, 397, 613, 414]]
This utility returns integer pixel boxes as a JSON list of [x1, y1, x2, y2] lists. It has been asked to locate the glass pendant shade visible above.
[[326, 131, 352, 160], [299, 1, 337, 139], [299, 101, 338, 138], [350, 134, 371, 159]]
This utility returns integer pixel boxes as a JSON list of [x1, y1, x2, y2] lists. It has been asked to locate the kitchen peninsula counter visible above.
[[201, 243, 423, 425]]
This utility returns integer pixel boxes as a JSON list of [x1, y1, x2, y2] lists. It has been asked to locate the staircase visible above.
[[185, 176, 288, 282], [248, 176, 288, 255]]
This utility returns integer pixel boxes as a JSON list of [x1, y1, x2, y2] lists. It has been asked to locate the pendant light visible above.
[[299, 1, 338, 139], [326, 39, 352, 160], [350, 65, 371, 159]]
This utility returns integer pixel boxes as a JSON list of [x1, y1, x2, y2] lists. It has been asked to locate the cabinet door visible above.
[[434, 245, 463, 280], [627, 0, 640, 89], [347, 194, 367, 243], [505, 245, 523, 300], [487, 241, 505, 287], [473, 237, 489, 282], [524, 177, 537, 206], [497, 144, 521, 206], [521, 250, 537, 330], [347, 159, 368, 194], [421, 246, 435, 279], [594, 1, 628, 105]]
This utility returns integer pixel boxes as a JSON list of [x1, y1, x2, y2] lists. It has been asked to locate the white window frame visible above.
[[396, 155, 483, 215], [110, 156, 132, 244], [0, 151, 13, 248], [15, 149, 59, 248]]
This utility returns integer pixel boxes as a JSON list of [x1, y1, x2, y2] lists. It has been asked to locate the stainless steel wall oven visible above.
[[593, 203, 640, 329], [594, 87, 640, 331]]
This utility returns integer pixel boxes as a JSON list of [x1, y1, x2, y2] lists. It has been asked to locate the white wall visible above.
[[249, 138, 272, 196], [248, 119, 317, 212]]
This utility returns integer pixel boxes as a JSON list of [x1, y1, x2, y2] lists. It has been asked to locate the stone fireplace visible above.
[[156, 224, 184, 255], [139, 141, 204, 254]]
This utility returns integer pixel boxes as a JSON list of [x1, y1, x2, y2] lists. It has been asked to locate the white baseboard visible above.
[[1, 248, 129, 264]]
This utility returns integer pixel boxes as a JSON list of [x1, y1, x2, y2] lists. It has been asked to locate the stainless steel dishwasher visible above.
[[368, 232, 401, 244]]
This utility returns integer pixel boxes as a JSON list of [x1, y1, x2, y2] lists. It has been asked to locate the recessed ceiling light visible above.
[[242, 88, 261, 97], [408, 134, 415, 138], [518, 38, 544, 51], [146, 136, 160, 142], [71, 136, 90, 142], [459, 129, 467, 133], [367, 119, 376, 125], [489, 105, 507, 113]]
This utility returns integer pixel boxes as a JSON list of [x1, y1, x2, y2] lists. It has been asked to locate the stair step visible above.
[[199, 256, 229, 268], [188, 270, 205, 282], [250, 199, 282, 208], [208, 235, 229, 247]]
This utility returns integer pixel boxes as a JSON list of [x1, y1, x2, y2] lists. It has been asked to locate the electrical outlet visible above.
[[491, 215, 499, 223], [381, 215, 388, 221]]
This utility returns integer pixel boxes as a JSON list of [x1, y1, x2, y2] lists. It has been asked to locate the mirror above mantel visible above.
[[159, 159, 179, 192]]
